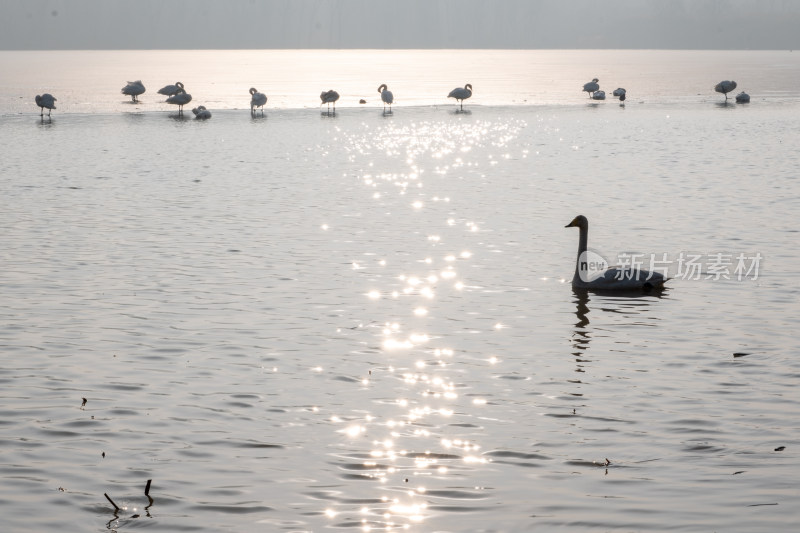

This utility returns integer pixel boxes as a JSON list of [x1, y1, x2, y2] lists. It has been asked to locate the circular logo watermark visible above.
[[578, 250, 609, 282]]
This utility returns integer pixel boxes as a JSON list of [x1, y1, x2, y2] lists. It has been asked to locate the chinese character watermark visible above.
[[586, 252, 762, 281]]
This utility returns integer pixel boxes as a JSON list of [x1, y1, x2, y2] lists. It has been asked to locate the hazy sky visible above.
[[2, 0, 799, 50]]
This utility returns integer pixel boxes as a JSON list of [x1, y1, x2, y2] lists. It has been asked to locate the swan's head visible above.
[[250, 87, 257, 95], [465, 83, 473, 91], [565, 215, 588, 229], [378, 84, 387, 93], [176, 82, 184, 89], [592, 78, 599, 83]]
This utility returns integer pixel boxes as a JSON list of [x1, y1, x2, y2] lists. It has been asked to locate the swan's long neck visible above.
[[574, 224, 588, 282]]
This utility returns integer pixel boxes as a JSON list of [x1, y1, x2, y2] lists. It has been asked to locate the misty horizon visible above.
[[2, 0, 800, 51]]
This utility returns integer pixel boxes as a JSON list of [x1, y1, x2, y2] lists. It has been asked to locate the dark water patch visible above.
[[340, 473, 378, 481], [226, 401, 253, 408], [188, 503, 273, 514], [424, 489, 488, 500], [683, 443, 726, 453], [337, 462, 393, 471], [97, 383, 145, 391], [564, 459, 613, 468], [428, 504, 494, 512], [304, 491, 384, 505], [448, 423, 480, 428], [176, 448, 215, 458], [485, 450, 551, 461], [405, 452, 461, 460], [196, 439, 283, 449], [333, 375, 362, 383], [496, 374, 528, 380]]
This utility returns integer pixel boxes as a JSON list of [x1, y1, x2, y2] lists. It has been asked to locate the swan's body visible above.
[[612, 88, 626, 97], [166, 87, 192, 114], [735, 91, 750, 103], [715, 80, 737, 100], [158, 81, 184, 97], [192, 105, 211, 119], [592, 90, 606, 100], [566, 215, 667, 292], [448, 83, 472, 110], [121, 80, 146, 102], [249, 87, 267, 114], [35, 93, 57, 116], [378, 84, 393, 111], [320, 90, 340, 112], [583, 78, 600, 97]]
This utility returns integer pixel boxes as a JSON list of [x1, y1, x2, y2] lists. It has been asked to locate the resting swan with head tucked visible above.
[[565, 215, 668, 291]]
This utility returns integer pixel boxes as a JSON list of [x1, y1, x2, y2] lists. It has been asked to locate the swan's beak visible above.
[[565, 218, 577, 228]]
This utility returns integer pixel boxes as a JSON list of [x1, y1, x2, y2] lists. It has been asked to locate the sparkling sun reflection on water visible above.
[[323, 117, 525, 530]]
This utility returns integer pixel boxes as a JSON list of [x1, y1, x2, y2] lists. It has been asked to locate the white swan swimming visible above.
[[250, 87, 267, 114], [448, 83, 472, 110], [192, 105, 211, 119], [566, 215, 668, 291], [583, 78, 600, 97], [166, 87, 192, 114], [158, 81, 184, 97], [715, 80, 737, 100], [378, 84, 393, 111], [121, 80, 146, 102], [735, 91, 750, 103], [320, 90, 340, 112], [35, 93, 57, 116]]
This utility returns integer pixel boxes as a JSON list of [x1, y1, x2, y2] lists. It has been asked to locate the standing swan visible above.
[[448, 84, 472, 110], [583, 78, 600, 98], [715, 80, 737, 101], [166, 86, 192, 115], [565, 215, 667, 291], [121, 80, 146, 102], [250, 87, 267, 114], [35, 93, 57, 116], [320, 90, 340, 113], [158, 81, 184, 97], [378, 84, 393, 112]]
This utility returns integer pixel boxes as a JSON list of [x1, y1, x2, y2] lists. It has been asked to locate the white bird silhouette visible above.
[[715, 80, 737, 100], [583, 78, 600, 97], [166, 87, 192, 114], [35, 93, 57, 116], [250, 87, 267, 114], [192, 105, 212, 119], [158, 81, 184, 97], [320, 90, 340, 112], [378, 84, 393, 112], [735, 91, 750, 103], [566, 215, 667, 292], [121, 80, 146, 102], [448, 83, 472, 110]]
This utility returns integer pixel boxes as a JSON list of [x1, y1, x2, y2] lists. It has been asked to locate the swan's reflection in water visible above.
[[571, 287, 669, 366]]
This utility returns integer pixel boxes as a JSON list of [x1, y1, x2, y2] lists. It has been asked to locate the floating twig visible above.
[[144, 479, 152, 496], [104, 492, 120, 511]]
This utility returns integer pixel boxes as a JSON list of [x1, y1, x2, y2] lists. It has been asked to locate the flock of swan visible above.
[[34, 77, 749, 118], [34, 76, 747, 292]]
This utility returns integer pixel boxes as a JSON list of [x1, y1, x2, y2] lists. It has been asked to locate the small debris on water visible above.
[[81, 397, 87, 408], [733, 352, 751, 358], [359, 99, 367, 104], [732, 471, 745, 475], [774, 446, 786, 451], [102, 452, 105, 458]]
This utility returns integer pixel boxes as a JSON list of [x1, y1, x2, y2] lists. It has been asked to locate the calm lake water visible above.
[[1, 50, 799, 532]]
